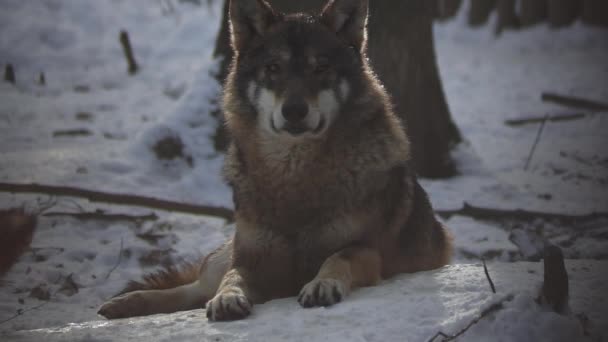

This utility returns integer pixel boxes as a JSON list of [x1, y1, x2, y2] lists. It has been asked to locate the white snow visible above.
[[4, 261, 606, 342], [431, 5, 608, 215], [0, 0, 231, 208], [1, 0, 607, 340], [446, 215, 519, 261]]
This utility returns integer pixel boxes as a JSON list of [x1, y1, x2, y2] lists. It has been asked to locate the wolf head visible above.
[[224, 0, 383, 142]]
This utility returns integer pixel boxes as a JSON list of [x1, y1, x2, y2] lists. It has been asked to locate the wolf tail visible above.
[[117, 260, 203, 295], [98, 240, 232, 319]]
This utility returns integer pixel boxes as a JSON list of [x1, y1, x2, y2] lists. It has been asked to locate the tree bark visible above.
[[495, 0, 520, 35], [213, 0, 462, 178], [519, 0, 547, 27], [581, 0, 608, 27], [468, 0, 496, 27], [434, 0, 462, 21], [366, 0, 460, 177], [547, 0, 580, 27]]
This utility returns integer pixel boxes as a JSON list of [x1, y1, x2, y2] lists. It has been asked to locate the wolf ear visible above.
[[229, 0, 278, 52], [320, 0, 368, 52]]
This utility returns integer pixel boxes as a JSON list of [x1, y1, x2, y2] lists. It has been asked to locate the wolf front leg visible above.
[[206, 267, 254, 321], [298, 246, 382, 308]]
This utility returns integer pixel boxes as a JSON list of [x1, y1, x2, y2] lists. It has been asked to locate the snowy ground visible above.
[[4, 261, 607, 342], [1, 0, 607, 340]]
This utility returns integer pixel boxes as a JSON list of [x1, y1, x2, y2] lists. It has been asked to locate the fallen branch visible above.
[[435, 202, 608, 222], [0, 182, 234, 222], [524, 113, 548, 170], [542, 92, 608, 112], [427, 295, 514, 342], [42, 210, 158, 222], [504, 112, 586, 126], [482, 258, 496, 294]]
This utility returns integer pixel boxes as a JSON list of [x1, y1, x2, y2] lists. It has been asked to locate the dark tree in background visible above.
[[365, 0, 461, 178], [468, 0, 608, 31], [212, 0, 608, 178]]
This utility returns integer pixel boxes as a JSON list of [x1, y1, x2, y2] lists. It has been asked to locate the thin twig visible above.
[[482, 258, 496, 294], [427, 295, 514, 342], [0, 300, 50, 325], [542, 92, 608, 112], [504, 112, 586, 126], [0, 274, 66, 326], [524, 114, 548, 170], [0, 182, 234, 222], [105, 237, 124, 280], [36, 196, 58, 213], [427, 332, 449, 342], [53, 197, 85, 213], [42, 211, 158, 222]]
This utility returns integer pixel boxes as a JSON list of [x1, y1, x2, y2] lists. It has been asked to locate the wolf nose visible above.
[[282, 100, 308, 123]]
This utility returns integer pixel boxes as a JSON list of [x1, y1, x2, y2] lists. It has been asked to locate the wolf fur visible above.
[[98, 0, 452, 321]]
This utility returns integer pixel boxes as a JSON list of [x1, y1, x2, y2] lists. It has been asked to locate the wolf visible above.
[[98, 0, 452, 321]]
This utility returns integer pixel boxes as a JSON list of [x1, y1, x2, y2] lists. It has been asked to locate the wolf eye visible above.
[[266, 63, 281, 73]]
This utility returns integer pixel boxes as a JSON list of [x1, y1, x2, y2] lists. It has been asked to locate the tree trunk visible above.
[[468, 0, 496, 27], [213, 0, 461, 178], [581, 0, 608, 27], [435, 0, 462, 21], [366, 0, 460, 177], [547, 0, 580, 27], [519, 0, 547, 27], [495, 0, 520, 35]]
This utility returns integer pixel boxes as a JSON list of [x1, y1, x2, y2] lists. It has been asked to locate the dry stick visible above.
[[0, 299, 50, 325], [504, 112, 586, 126], [434, 201, 608, 222], [482, 258, 496, 293], [0, 182, 234, 222], [427, 295, 514, 342], [427, 332, 449, 341], [524, 114, 548, 170], [42, 211, 158, 222], [104, 237, 124, 280], [4, 64, 15, 84], [119, 30, 138, 75], [542, 92, 608, 112]]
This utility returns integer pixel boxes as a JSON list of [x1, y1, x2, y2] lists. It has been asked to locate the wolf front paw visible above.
[[298, 278, 348, 308], [206, 288, 252, 321], [98, 291, 150, 319]]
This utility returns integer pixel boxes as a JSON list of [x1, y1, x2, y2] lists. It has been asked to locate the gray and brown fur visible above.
[[98, 0, 451, 321]]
